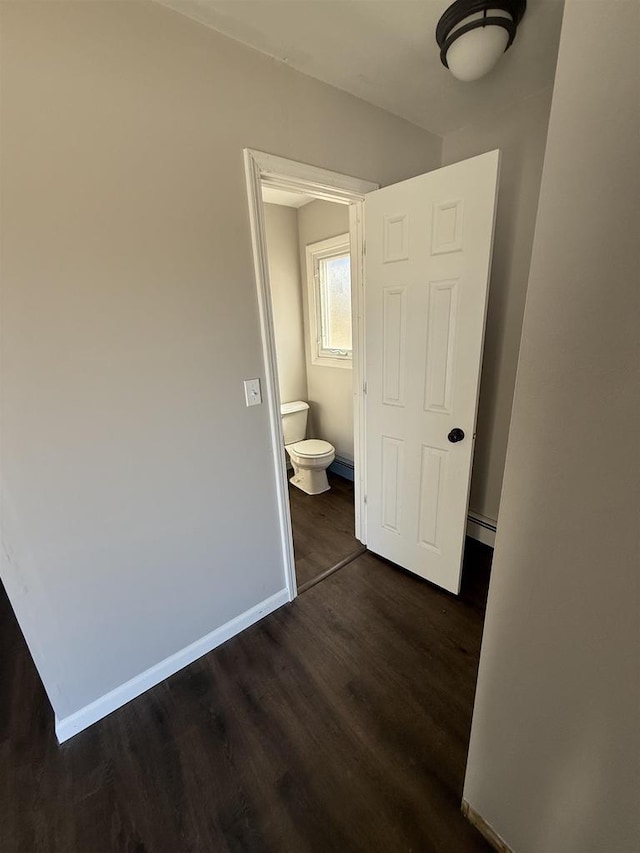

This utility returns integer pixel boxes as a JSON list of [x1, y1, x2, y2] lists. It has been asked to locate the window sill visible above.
[[310, 356, 353, 370]]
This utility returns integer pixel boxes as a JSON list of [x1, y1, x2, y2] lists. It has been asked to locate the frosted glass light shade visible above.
[[435, 1, 526, 84], [446, 25, 510, 81]]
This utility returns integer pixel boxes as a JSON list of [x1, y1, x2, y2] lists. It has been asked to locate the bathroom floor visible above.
[[288, 471, 363, 590]]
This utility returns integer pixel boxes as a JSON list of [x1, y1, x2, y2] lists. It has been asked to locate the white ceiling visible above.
[[156, 0, 564, 135], [262, 187, 314, 208]]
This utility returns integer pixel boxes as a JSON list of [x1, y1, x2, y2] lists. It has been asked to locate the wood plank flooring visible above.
[[1, 540, 493, 853], [288, 472, 362, 589]]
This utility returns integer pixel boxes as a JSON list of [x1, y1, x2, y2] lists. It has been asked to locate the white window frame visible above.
[[306, 233, 352, 369]]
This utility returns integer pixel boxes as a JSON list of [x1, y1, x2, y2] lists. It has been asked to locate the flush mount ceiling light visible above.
[[436, 0, 526, 82]]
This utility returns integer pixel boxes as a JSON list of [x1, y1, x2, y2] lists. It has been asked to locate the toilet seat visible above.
[[288, 439, 334, 458]]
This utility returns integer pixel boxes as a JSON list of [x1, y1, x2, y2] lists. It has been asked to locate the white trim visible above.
[[466, 511, 497, 547], [462, 800, 513, 853], [244, 150, 377, 573], [247, 149, 377, 203], [244, 150, 298, 600], [55, 588, 289, 743], [350, 202, 367, 544]]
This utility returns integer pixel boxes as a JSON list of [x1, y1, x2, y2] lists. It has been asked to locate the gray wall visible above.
[[442, 88, 553, 524], [297, 200, 353, 461], [463, 2, 640, 851], [263, 203, 307, 405], [0, 1, 441, 721]]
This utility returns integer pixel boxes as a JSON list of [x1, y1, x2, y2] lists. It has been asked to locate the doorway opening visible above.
[[244, 151, 375, 596], [262, 190, 365, 591]]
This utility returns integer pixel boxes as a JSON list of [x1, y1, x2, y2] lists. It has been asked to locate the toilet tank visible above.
[[280, 400, 309, 445]]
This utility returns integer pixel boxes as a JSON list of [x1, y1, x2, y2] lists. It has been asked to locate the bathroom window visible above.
[[306, 234, 352, 368]]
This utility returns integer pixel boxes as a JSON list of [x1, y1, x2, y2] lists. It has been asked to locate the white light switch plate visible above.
[[244, 378, 262, 407]]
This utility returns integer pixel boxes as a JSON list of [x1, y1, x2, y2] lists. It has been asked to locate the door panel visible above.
[[382, 286, 407, 406], [364, 151, 500, 594]]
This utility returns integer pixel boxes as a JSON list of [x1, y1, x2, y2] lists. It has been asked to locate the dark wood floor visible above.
[[1, 540, 493, 853], [288, 471, 363, 589]]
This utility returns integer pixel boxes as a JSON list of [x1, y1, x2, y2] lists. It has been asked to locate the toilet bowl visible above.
[[280, 401, 335, 495], [286, 439, 335, 496]]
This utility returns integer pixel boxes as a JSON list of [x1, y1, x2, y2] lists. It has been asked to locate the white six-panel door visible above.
[[364, 151, 500, 594]]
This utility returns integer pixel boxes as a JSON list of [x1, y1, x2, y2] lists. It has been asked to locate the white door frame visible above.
[[243, 149, 378, 601]]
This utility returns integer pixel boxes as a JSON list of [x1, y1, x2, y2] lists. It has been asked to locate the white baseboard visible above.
[[55, 587, 289, 743], [462, 799, 513, 852], [466, 511, 497, 547]]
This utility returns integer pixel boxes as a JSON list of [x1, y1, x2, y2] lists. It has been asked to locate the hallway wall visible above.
[[442, 88, 554, 525], [463, 2, 640, 849]]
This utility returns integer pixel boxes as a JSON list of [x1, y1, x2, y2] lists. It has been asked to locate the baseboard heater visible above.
[[466, 511, 497, 547], [329, 456, 354, 482]]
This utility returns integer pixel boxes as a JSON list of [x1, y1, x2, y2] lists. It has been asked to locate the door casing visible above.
[[244, 149, 377, 602]]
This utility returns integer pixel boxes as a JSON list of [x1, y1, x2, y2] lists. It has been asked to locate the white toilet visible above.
[[281, 401, 335, 495]]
